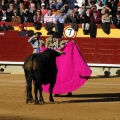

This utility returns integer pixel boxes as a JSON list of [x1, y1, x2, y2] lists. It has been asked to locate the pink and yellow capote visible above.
[[42, 40, 92, 94]]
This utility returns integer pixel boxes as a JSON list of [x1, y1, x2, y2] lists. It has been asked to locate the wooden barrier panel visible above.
[[0, 35, 120, 64]]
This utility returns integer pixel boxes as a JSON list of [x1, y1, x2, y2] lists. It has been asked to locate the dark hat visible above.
[[34, 32, 42, 36], [74, 5, 79, 9], [52, 4, 56, 9], [53, 32, 62, 38], [47, 31, 55, 35]]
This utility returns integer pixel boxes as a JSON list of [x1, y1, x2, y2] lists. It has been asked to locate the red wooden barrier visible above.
[[0, 34, 120, 64]]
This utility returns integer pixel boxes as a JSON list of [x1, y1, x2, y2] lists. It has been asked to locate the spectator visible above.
[[55, 9, 66, 33], [0, 21, 7, 31], [33, 9, 43, 23], [90, 9, 101, 24], [50, 0, 57, 9], [89, 9, 101, 38], [7, 2, 14, 16], [11, 8, 22, 23], [19, 3, 25, 16], [101, 4, 112, 15], [18, 24, 29, 36], [21, 8, 34, 22], [40, 3, 48, 16], [89, 4, 101, 17], [73, 5, 80, 23], [107, 0, 118, 19], [65, 9, 78, 23], [56, 0, 63, 10], [44, 9, 55, 23], [51, 4, 60, 16], [60, 3, 70, 16], [101, 10, 112, 34], [13, 0, 20, 9], [0, 7, 11, 22], [113, 11, 120, 29], [95, 0, 104, 11], [29, 3, 36, 15], [101, 9, 112, 23]]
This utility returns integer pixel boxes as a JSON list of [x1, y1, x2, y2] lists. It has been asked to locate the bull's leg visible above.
[[39, 86, 45, 103], [49, 83, 55, 102], [26, 76, 33, 104], [26, 82, 33, 103], [34, 82, 39, 104]]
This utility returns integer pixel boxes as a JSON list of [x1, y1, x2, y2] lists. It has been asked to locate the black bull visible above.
[[24, 49, 62, 104]]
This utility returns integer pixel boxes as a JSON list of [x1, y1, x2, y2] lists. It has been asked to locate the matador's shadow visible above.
[[54, 93, 120, 104]]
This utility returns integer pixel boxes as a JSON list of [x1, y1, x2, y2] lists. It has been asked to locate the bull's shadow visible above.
[[55, 93, 120, 104]]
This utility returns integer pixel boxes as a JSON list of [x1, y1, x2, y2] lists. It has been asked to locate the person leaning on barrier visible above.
[[18, 24, 29, 36], [45, 31, 55, 48], [0, 21, 7, 31], [28, 32, 45, 53]]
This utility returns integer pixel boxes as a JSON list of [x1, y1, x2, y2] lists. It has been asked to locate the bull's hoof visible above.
[[26, 98, 34, 104], [34, 101, 39, 104], [49, 98, 54, 102], [39, 99, 45, 103]]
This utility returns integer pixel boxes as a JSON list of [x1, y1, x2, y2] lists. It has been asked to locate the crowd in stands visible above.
[[0, 0, 120, 37]]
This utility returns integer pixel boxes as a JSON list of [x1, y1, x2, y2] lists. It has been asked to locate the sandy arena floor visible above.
[[0, 74, 120, 120]]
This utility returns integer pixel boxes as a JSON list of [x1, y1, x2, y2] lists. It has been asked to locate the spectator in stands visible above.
[[50, 0, 57, 9], [7, 2, 14, 16], [52, 4, 60, 16], [19, 3, 25, 16], [29, 3, 36, 15], [101, 9, 112, 23], [89, 4, 101, 17], [101, 9, 112, 34], [0, 7, 11, 22], [79, 4, 90, 23], [55, 9, 66, 33], [73, 5, 80, 23], [60, 3, 70, 16], [33, 9, 43, 23], [95, 0, 104, 13], [89, 9, 101, 38], [40, 3, 48, 16], [101, 4, 112, 15], [107, 0, 118, 19], [13, 0, 20, 9], [44, 9, 55, 23], [90, 9, 101, 24], [11, 8, 22, 23], [113, 11, 120, 29], [28, 32, 45, 53], [0, 21, 7, 31], [18, 24, 29, 36], [65, 9, 78, 23], [56, 0, 63, 10], [21, 8, 34, 22]]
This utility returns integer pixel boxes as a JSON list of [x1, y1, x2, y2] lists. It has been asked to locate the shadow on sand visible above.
[[54, 93, 120, 104]]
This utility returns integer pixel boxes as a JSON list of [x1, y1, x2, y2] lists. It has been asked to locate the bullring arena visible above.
[[0, 74, 120, 120]]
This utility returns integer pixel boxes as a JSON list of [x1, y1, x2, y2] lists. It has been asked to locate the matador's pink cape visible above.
[[42, 40, 92, 94]]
